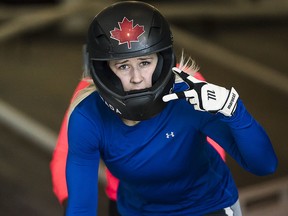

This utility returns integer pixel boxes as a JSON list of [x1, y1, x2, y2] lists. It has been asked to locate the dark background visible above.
[[0, 0, 287, 215]]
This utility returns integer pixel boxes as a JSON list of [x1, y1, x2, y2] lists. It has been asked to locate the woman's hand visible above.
[[163, 67, 239, 117]]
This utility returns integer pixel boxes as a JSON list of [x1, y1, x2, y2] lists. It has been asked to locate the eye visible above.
[[140, 61, 151, 67], [117, 64, 129, 70]]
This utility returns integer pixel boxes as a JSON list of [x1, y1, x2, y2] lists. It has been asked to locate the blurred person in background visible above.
[[56, 1, 277, 215]]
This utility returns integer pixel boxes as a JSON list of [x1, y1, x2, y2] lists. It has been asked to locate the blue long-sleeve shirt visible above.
[[66, 82, 277, 215]]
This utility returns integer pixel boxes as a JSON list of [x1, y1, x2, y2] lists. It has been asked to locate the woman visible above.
[[50, 55, 226, 216], [65, 1, 277, 215]]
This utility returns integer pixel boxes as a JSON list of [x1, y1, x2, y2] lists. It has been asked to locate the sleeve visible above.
[[193, 72, 205, 81], [50, 113, 69, 204], [50, 79, 91, 204], [105, 168, 120, 201], [207, 137, 226, 161], [202, 99, 278, 176], [65, 108, 101, 216]]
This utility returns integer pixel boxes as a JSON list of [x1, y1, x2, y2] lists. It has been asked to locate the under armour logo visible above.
[[166, 132, 175, 138], [207, 90, 216, 100]]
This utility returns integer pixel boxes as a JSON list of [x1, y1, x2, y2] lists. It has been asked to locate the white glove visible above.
[[163, 67, 239, 117]]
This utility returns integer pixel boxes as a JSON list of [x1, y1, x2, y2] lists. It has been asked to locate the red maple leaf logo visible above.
[[110, 17, 145, 49]]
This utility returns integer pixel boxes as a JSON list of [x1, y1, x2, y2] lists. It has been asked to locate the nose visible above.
[[130, 68, 143, 84]]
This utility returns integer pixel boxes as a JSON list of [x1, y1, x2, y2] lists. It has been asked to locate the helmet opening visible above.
[[92, 49, 173, 96]]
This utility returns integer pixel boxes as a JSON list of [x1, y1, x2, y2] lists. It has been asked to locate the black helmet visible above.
[[87, 1, 175, 121]]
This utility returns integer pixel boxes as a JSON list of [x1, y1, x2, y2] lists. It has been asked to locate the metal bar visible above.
[[0, 98, 57, 152], [239, 176, 288, 215], [172, 25, 288, 95], [157, 2, 288, 20], [0, 1, 113, 42], [0, 98, 106, 184], [1, 1, 288, 42]]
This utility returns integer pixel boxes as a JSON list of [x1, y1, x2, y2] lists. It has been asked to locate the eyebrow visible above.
[[138, 56, 153, 60], [113, 56, 153, 65], [115, 60, 129, 65]]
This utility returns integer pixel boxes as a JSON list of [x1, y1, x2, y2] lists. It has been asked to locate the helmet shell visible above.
[[87, 1, 173, 60], [87, 1, 175, 120]]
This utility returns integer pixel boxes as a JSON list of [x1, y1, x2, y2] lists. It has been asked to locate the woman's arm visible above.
[[204, 100, 278, 176], [66, 151, 100, 215], [65, 108, 101, 215], [165, 67, 277, 176]]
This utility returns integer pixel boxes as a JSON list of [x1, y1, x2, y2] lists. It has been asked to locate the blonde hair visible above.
[[176, 50, 199, 83], [67, 50, 199, 121], [67, 78, 96, 122]]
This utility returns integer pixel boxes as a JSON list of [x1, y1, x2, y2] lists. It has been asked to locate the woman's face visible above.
[[108, 54, 158, 91]]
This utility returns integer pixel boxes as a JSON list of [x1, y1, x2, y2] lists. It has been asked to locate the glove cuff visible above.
[[219, 87, 239, 117]]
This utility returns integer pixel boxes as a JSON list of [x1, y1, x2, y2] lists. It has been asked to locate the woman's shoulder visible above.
[[72, 91, 105, 121]]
